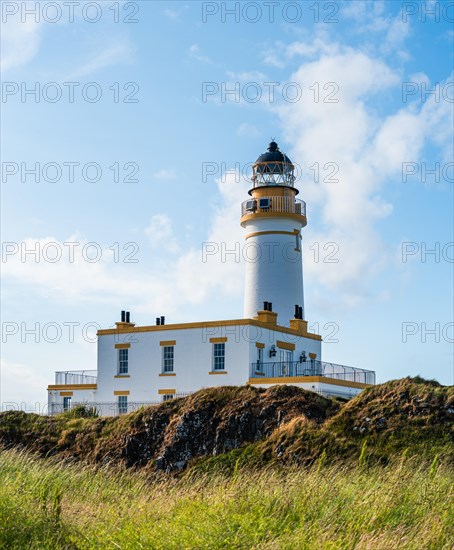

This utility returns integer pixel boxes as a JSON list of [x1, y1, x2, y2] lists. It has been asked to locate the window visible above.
[[118, 395, 128, 414], [162, 394, 174, 402], [213, 343, 225, 371], [279, 350, 293, 376], [295, 231, 302, 252], [162, 346, 174, 373], [63, 396, 71, 411], [256, 347, 263, 371], [118, 348, 128, 374]]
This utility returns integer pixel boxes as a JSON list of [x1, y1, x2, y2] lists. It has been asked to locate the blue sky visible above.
[[1, 0, 453, 408]]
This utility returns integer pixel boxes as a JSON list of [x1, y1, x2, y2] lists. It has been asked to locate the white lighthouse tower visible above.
[[241, 141, 307, 325]]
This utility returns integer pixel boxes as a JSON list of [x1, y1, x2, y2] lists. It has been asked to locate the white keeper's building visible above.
[[48, 141, 375, 415]]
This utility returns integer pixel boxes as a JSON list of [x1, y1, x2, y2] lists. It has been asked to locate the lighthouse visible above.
[[47, 139, 377, 414], [241, 141, 307, 325]]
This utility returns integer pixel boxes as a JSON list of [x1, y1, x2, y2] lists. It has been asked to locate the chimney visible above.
[[115, 309, 135, 330], [156, 317, 161, 326], [160, 316, 165, 326]]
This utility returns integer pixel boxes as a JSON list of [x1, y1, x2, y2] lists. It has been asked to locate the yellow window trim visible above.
[[159, 373, 176, 377], [115, 343, 131, 349], [255, 342, 265, 349], [59, 391, 73, 397], [114, 375, 130, 378], [210, 337, 227, 343], [208, 371, 228, 375], [114, 391, 130, 396], [158, 389, 176, 395], [276, 340, 296, 351], [160, 340, 176, 346]]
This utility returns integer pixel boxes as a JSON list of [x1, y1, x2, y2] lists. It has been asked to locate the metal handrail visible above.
[[251, 361, 375, 385], [49, 394, 193, 417], [55, 370, 98, 385]]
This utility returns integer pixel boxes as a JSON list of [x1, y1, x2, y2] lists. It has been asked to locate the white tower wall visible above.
[[243, 216, 304, 324]]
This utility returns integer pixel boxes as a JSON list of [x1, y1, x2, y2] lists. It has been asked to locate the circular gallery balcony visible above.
[[241, 195, 305, 217]]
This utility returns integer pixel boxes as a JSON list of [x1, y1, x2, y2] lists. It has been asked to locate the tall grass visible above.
[[1, 449, 452, 549]]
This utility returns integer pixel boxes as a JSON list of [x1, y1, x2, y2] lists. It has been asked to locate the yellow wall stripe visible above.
[[48, 384, 97, 390], [248, 376, 370, 389], [245, 230, 298, 239], [97, 319, 321, 341]]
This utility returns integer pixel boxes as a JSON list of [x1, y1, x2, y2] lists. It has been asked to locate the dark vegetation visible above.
[[1, 377, 452, 474]]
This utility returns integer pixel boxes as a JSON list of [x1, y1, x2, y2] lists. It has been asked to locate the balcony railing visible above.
[[49, 394, 192, 417], [250, 361, 376, 386], [55, 370, 98, 385], [241, 196, 306, 218]]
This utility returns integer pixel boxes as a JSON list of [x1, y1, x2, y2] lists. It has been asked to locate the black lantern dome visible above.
[[255, 141, 293, 166]]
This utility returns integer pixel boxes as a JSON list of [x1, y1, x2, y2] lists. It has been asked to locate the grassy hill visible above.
[[1, 377, 452, 472], [1, 377, 453, 548]]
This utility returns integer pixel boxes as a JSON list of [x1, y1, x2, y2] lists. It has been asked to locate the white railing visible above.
[[241, 197, 306, 217], [55, 370, 98, 385], [250, 361, 375, 385], [49, 393, 193, 417]]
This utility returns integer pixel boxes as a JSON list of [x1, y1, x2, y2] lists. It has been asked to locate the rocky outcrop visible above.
[[95, 385, 337, 471], [0, 378, 452, 472]]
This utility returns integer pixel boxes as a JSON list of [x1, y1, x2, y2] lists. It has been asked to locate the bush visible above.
[[58, 405, 98, 419]]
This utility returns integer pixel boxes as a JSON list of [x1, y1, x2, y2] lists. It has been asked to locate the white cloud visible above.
[[188, 44, 213, 64], [152, 168, 177, 180], [342, 1, 411, 57], [237, 123, 260, 137], [163, 5, 189, 20], [271, 45, 452, 306], [66, 39, 135, 79], [0, 358, 49, 409], [1, 17, 42, 72], [226, 70, 269, 81], [2, 173, 247, 316], [145, 214, 179, 253]]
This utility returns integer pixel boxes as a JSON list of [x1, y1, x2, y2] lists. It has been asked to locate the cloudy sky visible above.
[[1, 0, 453, 408]]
